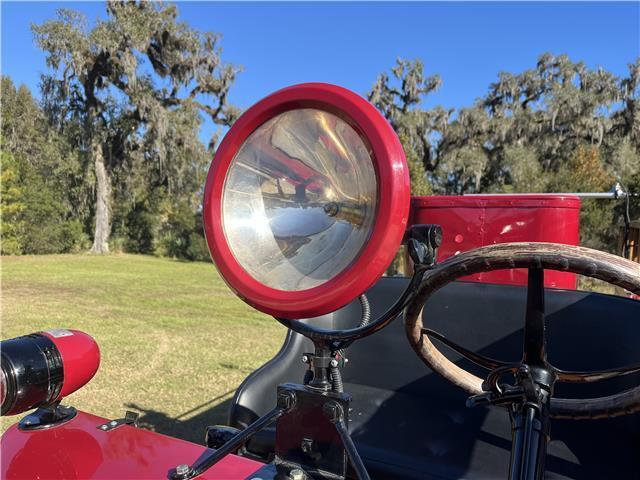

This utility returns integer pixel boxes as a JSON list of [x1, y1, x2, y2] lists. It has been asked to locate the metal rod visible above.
[[523, 268, 546, 366], [564, 192, 626, 199], [462, 192, 631, 199], [189, 406, 285, 477], [334, 418, 371, 480], [509, 405, 548, 480], [503, 267, 555, 479], [275, 265, 427, 344]]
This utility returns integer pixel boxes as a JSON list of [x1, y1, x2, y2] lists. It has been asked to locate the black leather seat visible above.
[[229, 278, 640, 479]]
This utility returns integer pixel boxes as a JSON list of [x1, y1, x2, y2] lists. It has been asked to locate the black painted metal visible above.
[[18, 402, 77, 431], [175, 226, 443, 480], [306, 343, 333, 391], [275, 266, 426, 347], [275, 224, 441, 348], [333, 415, 371, 480], [509, 404, 549, 480], [462, 268, 555, 480], [554, 362, 640, 382], [174, 378, 370, 480], [275, 384, 351, 479], [270, 226, 441, 478], [523, 268, 546, 367], [205, 425, 241, 449], [230, 277, 640, 479], [415, 260, 640, 479], [505, 268, 554, 480], [177, 403, 288, 479], [1, 333, 64, 416], [422, 328, 506, 370]]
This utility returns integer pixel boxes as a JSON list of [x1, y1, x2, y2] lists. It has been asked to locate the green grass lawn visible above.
[[1, 254, 286, 442]]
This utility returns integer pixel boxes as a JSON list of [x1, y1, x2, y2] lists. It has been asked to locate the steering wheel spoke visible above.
[[555, 362, 640, 383], [522, 267, 547, 366], [421, 328, 508, 370]]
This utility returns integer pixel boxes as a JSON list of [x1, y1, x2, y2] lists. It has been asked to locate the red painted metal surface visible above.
[[41, 330, 101, 400], [1, 410, 265, 479], [204, 83, 410, 319], [411, 195, 581, 289]]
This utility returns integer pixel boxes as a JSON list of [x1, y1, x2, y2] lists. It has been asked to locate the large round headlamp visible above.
[[204, 83, 410, 318]]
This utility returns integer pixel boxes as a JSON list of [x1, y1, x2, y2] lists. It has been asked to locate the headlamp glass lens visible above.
[[222, 109, 378, 291]]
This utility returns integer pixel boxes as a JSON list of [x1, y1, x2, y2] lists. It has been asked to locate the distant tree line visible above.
[[1, 2, 638, 258], [369, 56, 640, 251]]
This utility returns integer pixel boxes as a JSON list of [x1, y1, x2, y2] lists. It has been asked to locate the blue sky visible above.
[[2, 1, 638, 143]]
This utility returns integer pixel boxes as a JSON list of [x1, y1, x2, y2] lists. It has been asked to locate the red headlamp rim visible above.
[[203, 82, 410, 319]]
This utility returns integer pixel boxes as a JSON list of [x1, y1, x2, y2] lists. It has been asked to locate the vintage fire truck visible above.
[[1, 84, 639, 480]]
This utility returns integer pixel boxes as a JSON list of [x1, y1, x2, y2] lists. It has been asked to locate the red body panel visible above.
[[204, 83, 411, 319], [41, 329, 101, 400], [1, 410, 264, 480], [411, 195, 581, 289]]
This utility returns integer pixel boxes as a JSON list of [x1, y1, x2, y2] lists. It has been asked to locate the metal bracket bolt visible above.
[[322, 401, 344, 424], [277, 390, 296, 411], [300, 438, 314, 454], [289, 468, 306, 480], [96, 410, 139, 431]]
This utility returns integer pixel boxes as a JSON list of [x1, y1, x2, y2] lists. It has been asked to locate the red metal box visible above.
[[410, 194, 581, 289]]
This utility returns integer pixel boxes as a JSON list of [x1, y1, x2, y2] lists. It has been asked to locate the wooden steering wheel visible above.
[[404, 242, 640, 420]]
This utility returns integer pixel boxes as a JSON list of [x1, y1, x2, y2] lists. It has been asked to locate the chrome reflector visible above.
[[222, 109, 378, 291]]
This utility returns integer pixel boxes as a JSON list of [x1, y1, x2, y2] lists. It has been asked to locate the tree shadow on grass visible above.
[[126, 390, 235, 444]]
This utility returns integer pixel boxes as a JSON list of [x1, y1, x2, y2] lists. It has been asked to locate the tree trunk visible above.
[[90, 140, 111, 254]]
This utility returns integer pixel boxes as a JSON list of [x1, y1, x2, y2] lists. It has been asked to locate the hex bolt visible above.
[[277, 390, 296, 410], [100, 425, 108, 430], [175, 464, 191, 477], [109, 420, 118, 426], [322, 401, 343, 423], [330, 359, 339, 368], [300, 438, 314, 454], [289, 468, 305, 480]]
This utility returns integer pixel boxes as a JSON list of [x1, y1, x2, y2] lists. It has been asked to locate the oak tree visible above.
[[33, 1, 238, 253]]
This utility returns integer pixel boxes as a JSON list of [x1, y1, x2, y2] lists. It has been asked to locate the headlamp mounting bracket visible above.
[[170, 225, 442, 480], [18, 402, 77, 431]]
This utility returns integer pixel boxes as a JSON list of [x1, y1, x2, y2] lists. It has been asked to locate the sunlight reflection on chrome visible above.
[[222, 109, 378, 291]]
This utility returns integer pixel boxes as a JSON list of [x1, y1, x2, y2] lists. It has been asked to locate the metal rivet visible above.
[[100, 425, 108, 430], [302, 355, 309, 363], [109, 420, 118, 426]]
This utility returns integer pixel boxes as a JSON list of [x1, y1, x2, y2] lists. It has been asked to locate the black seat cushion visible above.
[[229, 279, 640, 479]]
